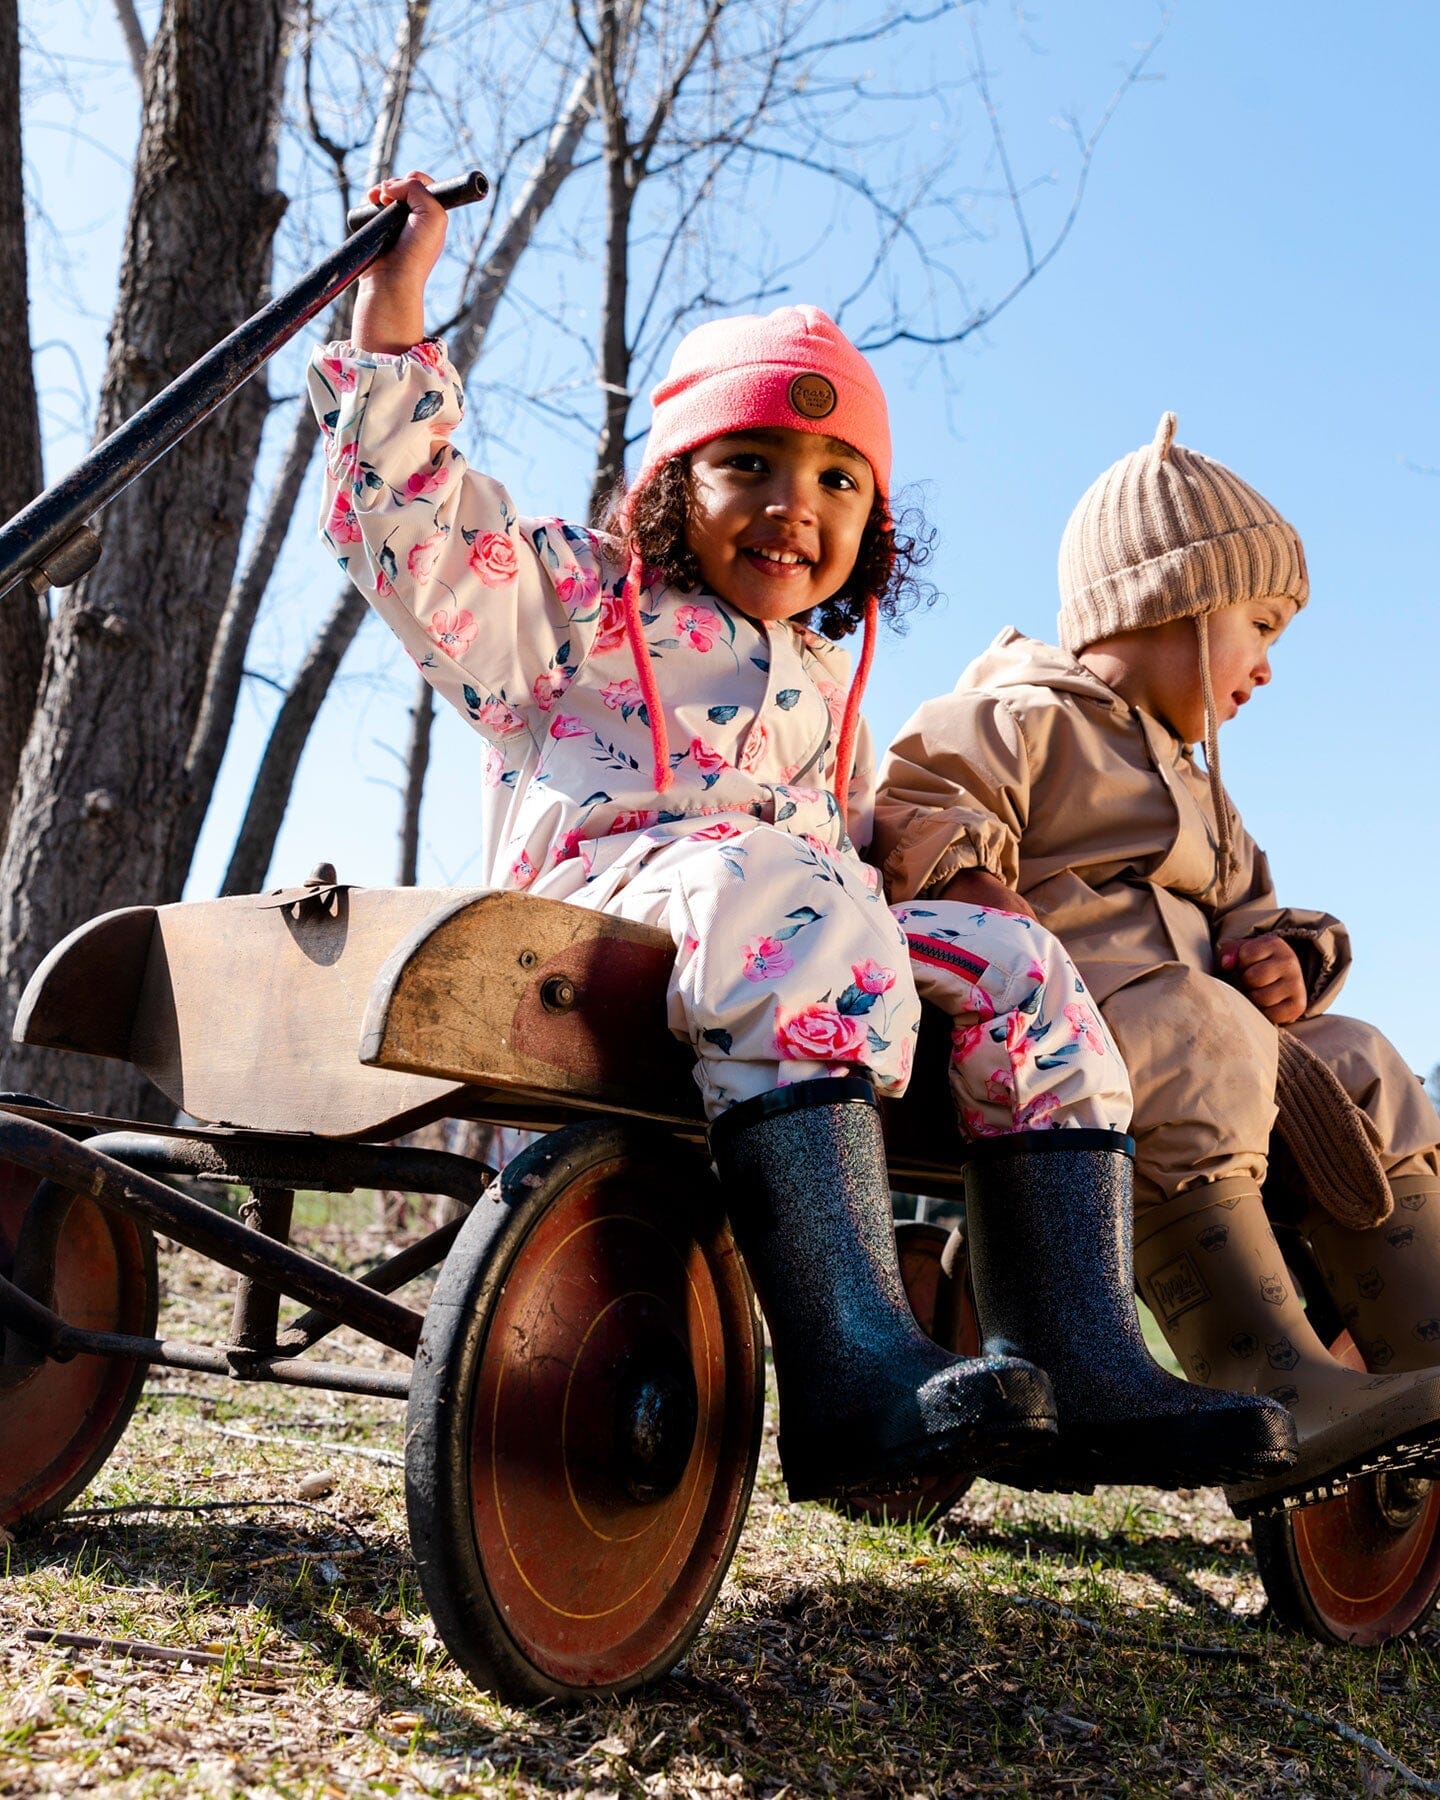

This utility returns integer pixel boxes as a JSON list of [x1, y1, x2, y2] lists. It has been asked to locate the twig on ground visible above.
[[206, 1421, 403, 1468], [1004, 1594, 1265, 1661], [23, 1627, 294, 1676], [1256, 1696, 1440, 1797], [669, 1669, 761, 1738], [212, 1546, 367, 1573]]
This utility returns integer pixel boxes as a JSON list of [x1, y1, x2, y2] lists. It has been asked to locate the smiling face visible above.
[[683, 428, 876, 624], [1081, 595, 1299, 743]]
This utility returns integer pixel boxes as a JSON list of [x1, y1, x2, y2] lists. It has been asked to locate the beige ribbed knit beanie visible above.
[[1057, 411, 1309, 655]]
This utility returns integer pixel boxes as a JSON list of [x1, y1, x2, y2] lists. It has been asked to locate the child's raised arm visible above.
[[352, 171, 449, 355]]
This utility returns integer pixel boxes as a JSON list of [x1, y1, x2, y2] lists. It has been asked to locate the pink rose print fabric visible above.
[[894, 902, 1132, 1136]]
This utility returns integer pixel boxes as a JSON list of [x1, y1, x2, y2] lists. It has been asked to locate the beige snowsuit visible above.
[[873, 629, 1440, 1208]]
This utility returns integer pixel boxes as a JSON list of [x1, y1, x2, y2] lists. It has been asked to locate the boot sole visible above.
[[785, 1407, 1057, 1504], [1227, 1416, 1440, 1518], [781, 1364, 1060, 1503], [986, 1407, 1298, 1497]]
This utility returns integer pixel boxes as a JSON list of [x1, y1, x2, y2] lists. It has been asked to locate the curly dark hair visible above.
[[598, 454, 936, 641]]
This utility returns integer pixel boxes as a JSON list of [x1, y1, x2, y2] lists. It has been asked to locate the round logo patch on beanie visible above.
[[788, 372, 837, 420]]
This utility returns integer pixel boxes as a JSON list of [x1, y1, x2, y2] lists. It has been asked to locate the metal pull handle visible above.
[[346, 170, 489, 234]]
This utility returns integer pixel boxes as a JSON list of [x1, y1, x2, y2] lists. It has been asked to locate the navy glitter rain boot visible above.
[[709, 1076, 1058, 1502], [963, 1130, 1298, 1491]]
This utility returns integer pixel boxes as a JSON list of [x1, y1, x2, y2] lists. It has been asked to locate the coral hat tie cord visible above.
[[621, 549, 877, 830]]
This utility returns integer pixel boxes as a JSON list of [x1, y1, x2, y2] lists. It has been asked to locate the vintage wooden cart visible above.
[[2, 873, 1438, 1705]]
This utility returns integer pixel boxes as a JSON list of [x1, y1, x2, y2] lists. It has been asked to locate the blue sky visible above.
[[21, 1, 1440, 1067]]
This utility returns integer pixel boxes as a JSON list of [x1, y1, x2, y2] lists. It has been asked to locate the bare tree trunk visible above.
[[449, 66, 594, 382], [0, 0, 50, 847], [220, 583, 368, 896], [587, 2, 634, 521], [0, 0, 290, 1109], [397, 673, 434, 885], [171, 407, 320, 880], [171, 0, 432, 889]]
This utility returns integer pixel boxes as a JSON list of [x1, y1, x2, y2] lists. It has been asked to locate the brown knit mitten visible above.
[[1273, 1031, 1391, 1229]]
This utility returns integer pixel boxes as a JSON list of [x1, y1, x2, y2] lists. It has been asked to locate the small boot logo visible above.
[[1265, 1337, 1300, 1371], [1228, 1331, 1259, 1360], [1259, 1274, 1287, 1306], [1357, 1267, 1386, 1299], [1190, 1354, 1211, 1381], [1146, 1253, 1211, 1325], [1267, 1384, 1300, 1406], [1386, 1226, 1415, 1250], [1367, 1337, 1395, 1368], [1399, 1191, 1430, 1211], [1414, 1317, 1440, 1344], [1198, 1224, 1229, 1252], [1342, 1301, 1361, 1326]]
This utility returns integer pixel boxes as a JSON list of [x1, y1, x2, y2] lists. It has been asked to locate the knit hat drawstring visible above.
[[1057, 409, 1307, 902], [833, 594, 879, 826], [1194, 612, 1237, 900], [622, 547, 674, 793]]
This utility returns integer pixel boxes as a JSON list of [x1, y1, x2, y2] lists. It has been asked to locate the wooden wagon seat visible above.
[[13, 884, 965, 1183]]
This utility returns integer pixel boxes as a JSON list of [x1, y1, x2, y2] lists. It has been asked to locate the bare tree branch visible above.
[[111, 0, 147, 85], [397, 673, 434, 884], [220, 584, 370, 897]]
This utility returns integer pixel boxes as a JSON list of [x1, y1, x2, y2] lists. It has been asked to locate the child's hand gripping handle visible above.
[[0, 171, 490, 604], [345, 169, 489, 233]]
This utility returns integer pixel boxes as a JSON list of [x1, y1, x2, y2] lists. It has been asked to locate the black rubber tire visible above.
[[405, 1120, 764, 1704]]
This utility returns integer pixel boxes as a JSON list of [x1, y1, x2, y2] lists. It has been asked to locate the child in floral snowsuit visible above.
[[305, 174, 1283, 1504]]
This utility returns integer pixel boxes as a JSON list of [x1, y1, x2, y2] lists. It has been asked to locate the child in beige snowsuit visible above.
[[874, 413, 1440, 1511]]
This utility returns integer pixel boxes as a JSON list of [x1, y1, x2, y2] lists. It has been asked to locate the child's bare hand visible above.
[[938, 867, 1037, 920], [1220, 933, 1307, 1025], [353, 171, 447, 355]]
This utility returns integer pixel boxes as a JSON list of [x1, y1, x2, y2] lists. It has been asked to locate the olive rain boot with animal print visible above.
[[1133, 1180, 1440, 1515], [709, 1075, 1059, 1503], [962, 1131, 1297, 1492], [1302, 1178, 1440, 1375]]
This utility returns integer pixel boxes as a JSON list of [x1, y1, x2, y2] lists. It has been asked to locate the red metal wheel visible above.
[[406, 1121, 763, 1703], [1252, 1331, 1440, 1643], [844, 1219, 979, 1525], [0, 1153, 157, 1530]]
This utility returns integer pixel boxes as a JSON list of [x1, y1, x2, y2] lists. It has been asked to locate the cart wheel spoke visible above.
[[406, 1121, 763, 1703]]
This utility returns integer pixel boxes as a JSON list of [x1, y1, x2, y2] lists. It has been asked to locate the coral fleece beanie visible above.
[[635, 305, 893, 502]]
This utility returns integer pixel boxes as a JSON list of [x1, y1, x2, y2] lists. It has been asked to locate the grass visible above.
[[2, 1200, 1440, 1798]]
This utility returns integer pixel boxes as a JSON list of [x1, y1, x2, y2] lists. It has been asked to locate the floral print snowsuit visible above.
[[308, 341, 1131, 1129]]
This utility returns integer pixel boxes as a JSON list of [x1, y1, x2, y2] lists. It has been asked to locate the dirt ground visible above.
[[3, 1203, 1440, 1800]]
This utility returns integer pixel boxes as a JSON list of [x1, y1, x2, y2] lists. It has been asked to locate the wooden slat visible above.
[[361, 890, 702, 1122]]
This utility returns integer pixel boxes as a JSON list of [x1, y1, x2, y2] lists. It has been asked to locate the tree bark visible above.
[[587, 1, 634, 521], [449, 66, 594, 383], [397, 672, 434, 885], [0, 0, 50, 847], [0, 0, 290, 1109], [219, 582, 369, 897]]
